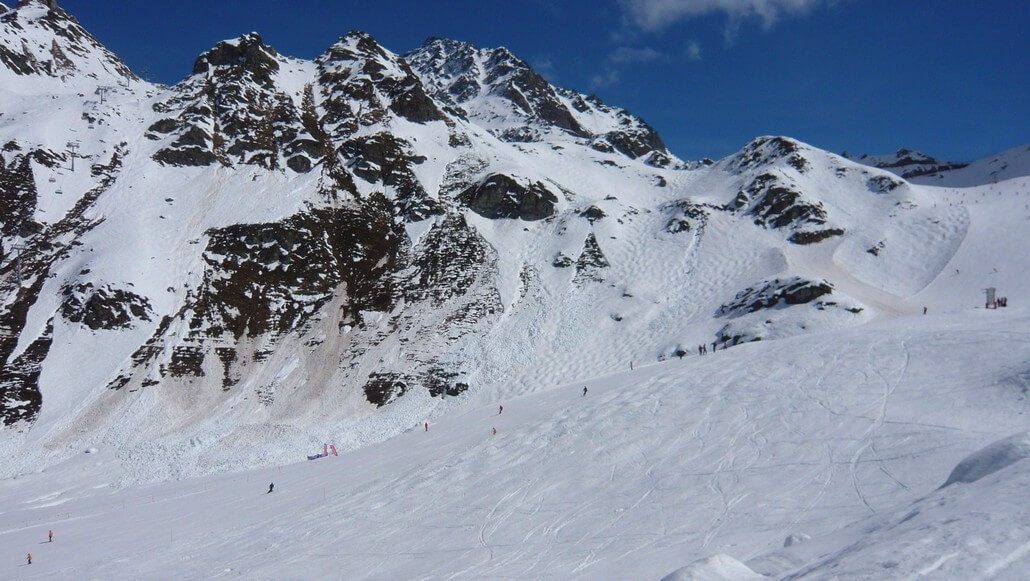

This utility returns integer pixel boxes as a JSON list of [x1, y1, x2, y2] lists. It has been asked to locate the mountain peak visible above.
[[0, 0, 136, 86], [192, 32, 279, 77]]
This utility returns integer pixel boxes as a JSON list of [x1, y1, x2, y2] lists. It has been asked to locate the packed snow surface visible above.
[[1, 309, 1028, 579]]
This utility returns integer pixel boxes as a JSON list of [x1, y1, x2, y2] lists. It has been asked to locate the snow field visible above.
[[1, 308, 1027, 579]]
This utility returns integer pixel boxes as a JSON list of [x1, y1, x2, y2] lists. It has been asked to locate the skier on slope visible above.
[[48, 529, 53, 542], [27, 553, 32, 565], [267, 482, 274, 494], [498, 405, 503, 414], [583, 386, 588, 396]]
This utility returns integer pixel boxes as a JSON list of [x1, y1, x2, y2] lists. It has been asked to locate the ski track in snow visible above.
[[2, 7, 1030, 577], [1, 311, 1030, 578]]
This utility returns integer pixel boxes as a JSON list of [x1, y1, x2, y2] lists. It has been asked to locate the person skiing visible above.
[[424, 422, 429, 432], [491, 427, 497, 435], [48, 530, 53, 542], [583, 386, 588, 396], [498, 405, 503, 415], [27, 553, 32, 565], [267, 482, 274, 494]]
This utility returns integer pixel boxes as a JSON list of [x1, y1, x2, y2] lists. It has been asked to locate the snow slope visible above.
[[1, 0, 1029, 488], [0, 308, 1027, 579], [1, 3, 1028, 577]]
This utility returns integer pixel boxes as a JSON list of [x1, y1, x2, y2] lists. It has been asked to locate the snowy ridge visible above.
[[847, 144, 1030, 187], [0, 0, 136, 94], [405, 37, 675, 167]]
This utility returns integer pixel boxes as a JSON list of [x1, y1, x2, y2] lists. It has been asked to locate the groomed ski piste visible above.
[[1, 306, 1028, 579]]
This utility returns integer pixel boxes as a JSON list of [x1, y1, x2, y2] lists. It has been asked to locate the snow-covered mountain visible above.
[[2, 0, 1029, 478], [846, 144, 1030, 187], [2, 0, 1029, 577]]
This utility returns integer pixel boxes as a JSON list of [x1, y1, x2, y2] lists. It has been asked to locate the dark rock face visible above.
[[59, 283, 153, 330], [110, 193, 411, 394], [552, 253, 574, 268], [579, 205, 606, 224], [0, 316, 51, 425], [341, 132, 441, 221], [788, 228, 845, 245], [846, 148, 969, 179], [574, 233, 610, 282], [0, 146, 125, 424], [458, 174, 558, 221], [601, 123, 667, 161], [0, 153, 38, 237], [151, 34, 310, 171], [165, 346, 205, 378], [364, 372, 407, 407], [318, 32, 445, 128], [405, 213, 494, 308], [743, 173, 828, 230], [192, 33, 280, 83], [407, 39, 584, 136], [193, 192, 407, 340], [731, 137, 807, 172], [406, 39, 672, 163], [717, 277, 833, 317], [663, 200, 709, 235], [867, 175, 902, 194]]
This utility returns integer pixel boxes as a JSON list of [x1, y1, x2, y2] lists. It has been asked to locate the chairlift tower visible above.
[[11, 243, 26, 287], [66, 141, 80, 171]]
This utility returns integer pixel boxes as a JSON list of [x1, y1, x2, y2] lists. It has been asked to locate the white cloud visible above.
[[533, 56, 556, 81], [686, 40, 702, 61], [622, 0, 829, 31], [590, 69, 622, 89], [608, 46, 663, 64]]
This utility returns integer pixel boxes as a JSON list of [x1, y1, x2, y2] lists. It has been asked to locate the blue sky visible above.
[[57, 0, 1028, 162]]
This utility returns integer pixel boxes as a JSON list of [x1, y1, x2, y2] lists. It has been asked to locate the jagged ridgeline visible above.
[[0, 0, 965, 476], [0, 0, 678, 429]]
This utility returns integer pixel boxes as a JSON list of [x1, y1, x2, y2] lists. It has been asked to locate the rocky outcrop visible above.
[[407, 38, 584, 136], [0, 145, 124, 425], [788, 228, 845, 245], [405, 214, 490, 305], [341, 132, 441, 220], [151, 34, 308, 170], [663, 200, 710, 234], [845, 148, 968, 179], [729, 136, 809, 174], [59, 283, 153, 330], [458, 174, 558, 221], [193, 192, 407, 340], [716, 277, 833, 317], [406, 38, 674, 165], [0, 152, 39, 237], [574, 233, 610, 283], [742, 173, 828, 231], [317, 31, 445, 135], [867, 174, 903, 194]]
